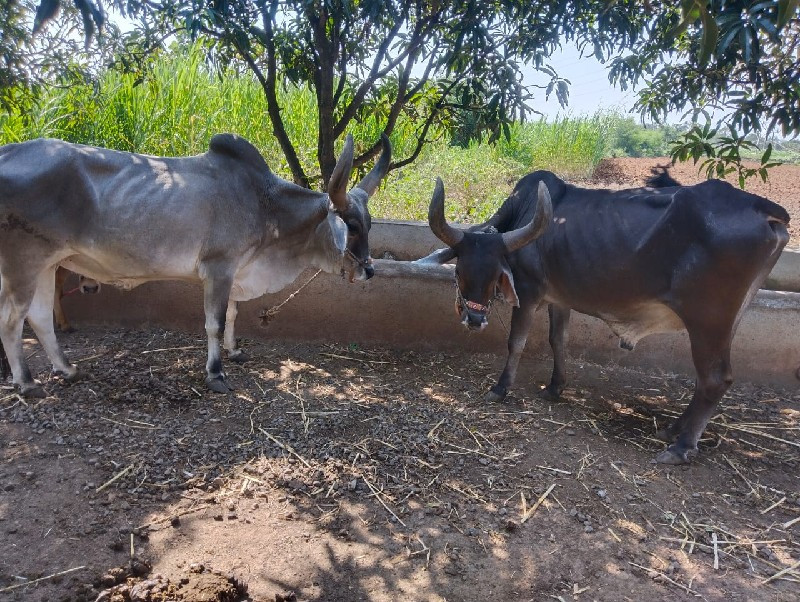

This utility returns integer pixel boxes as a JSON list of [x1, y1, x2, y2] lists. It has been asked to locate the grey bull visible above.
[[0, 133, 390, 396], [421, 171, 789, 464]]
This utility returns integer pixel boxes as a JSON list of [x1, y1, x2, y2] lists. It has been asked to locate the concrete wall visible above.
[[60, 220, 800, 388], [370, 219, 800, 293]]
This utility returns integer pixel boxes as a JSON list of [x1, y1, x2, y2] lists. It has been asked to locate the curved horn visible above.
[[328, 134, 354, 212], [355, 133, 392, 198], [501, 180, 553, 252], [428, 177, 464, 248]]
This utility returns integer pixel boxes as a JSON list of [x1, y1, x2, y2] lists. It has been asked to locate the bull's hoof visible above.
[[484, 386, 507, 403], [205, 375, 234, 394], [654, 445, 695, 465], [54, 365, 81, 381], [540, 384, 563, 401], [20, 383, 47, 398], [228, 349, 249, 364]]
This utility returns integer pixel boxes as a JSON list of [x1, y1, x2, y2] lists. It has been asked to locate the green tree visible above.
[[610, 0, 800, 184], [29, 0, 800, 187], [67, 0, 657, 188]]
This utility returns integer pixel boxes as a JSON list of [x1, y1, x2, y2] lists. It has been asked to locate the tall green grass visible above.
[[0, 45, 621, 223]]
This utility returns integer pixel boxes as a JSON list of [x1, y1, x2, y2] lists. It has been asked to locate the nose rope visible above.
[[454, 281, 492, 315], [346, 248, 371, 268], [62, 286, 82, 296]]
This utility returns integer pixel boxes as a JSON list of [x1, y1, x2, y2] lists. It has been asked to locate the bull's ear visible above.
[[498, 264, 519, 307]]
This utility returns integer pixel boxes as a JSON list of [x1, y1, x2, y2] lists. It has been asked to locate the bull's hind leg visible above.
[[223, 300, 248, 363], [486, 302, 538, 402], [655, 326, 733, 464], [0, 273, 43, 397], [27, 267, 79, 380], [53, 267, 73, 332], [202, 265, 235, 393]]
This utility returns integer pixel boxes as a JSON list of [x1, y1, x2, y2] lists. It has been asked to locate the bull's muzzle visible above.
[[456, 298, 489, 331], [345, 253, 374, 283]]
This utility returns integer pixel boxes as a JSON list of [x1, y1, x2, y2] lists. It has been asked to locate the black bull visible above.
[[422, 170, 790, 464]]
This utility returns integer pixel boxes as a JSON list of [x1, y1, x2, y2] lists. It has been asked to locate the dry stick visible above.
[[100, 416, 162, 430], [628, 562, 702, 597], [0, 566, 87, 593], [761, 497, 787, 515], [536, 465, 572, 475], [136, 504, 212, 531], [319, 352, 390, 365], [762, 560, 800, 585], [258, 428, 311, 468], [408, 535, 431, 568], [361, 475, 406, 527], [141, 345, 202, 354], [712, 532, 720, 570], [723, 455, 758, 496], [521, 484, 556, 524], [427, 418, 446, 439], [782, 515, 800, 529], [96, 464, 134, 493], [437, 439, 498, 460]]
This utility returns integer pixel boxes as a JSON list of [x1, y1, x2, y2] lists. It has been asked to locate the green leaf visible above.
[[761, 143, 772, 165], [698, 8, 719, 66], [777, 0, 800, 29]]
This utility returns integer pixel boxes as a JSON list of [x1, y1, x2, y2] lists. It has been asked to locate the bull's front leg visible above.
[[485, 302, 538, 403], [202, 266, 235, 393], [223, 300, 248, 363], [544, 304, 571, 399], [0, 273, 44, 397]]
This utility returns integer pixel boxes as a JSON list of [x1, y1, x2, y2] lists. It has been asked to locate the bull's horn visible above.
[[501, 181, 553, 253], [328, 134, 354, 211], [428, 177, 464, 248], [355, 133, 391, 198]]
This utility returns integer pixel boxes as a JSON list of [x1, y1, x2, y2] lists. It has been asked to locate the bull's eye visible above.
[[347, 223, 359, 235]]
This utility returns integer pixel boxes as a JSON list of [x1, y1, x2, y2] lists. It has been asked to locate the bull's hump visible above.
[[208, 134, 269, 172]]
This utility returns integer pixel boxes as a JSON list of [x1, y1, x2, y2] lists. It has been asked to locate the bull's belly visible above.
[[60, 255, 199, 290], [548, 296, 685, 350]]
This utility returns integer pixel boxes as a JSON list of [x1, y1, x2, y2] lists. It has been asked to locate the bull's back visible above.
[[530, 188, 675, 311], [526, 179, 788, 329]]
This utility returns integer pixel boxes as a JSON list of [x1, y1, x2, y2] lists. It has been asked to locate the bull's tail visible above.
[[646, 165, 681, 188]]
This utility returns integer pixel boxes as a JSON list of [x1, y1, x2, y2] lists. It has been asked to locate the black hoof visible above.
[[228, 350, 249, 364], [205, 375, 234, 394], [540, 384, 563, 401], [54, 367, 82, 382], [20, 383, 47, 398], [484, 386, 507, 403], [654, 444, 695, 465], [58, 326, 75, 334]]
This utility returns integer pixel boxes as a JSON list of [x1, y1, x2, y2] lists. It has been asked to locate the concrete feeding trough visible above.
[[60, 219, 800, 386]]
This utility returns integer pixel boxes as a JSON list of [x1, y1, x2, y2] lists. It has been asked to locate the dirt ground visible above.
[[1, 158, 799, 602], [587, 157, 800, 248]]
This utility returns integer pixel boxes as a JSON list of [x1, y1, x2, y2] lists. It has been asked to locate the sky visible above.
[[521, 44, 640, 120]]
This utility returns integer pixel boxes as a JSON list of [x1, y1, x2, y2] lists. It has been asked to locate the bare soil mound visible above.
[[585, 157, 800, 247], [1, 327, 798, 601]]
